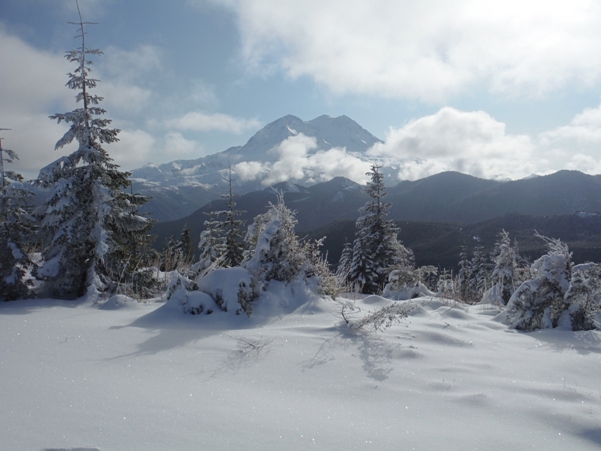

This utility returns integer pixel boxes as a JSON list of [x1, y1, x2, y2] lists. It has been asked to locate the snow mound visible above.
[[197, 267, 254, 314], [98, 295, 142, 310]]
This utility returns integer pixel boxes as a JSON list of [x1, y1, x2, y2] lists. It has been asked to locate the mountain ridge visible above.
[[151, 169, 601, 262]]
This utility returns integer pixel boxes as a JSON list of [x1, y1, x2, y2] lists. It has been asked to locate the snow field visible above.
[[1, 296, 600, 450]]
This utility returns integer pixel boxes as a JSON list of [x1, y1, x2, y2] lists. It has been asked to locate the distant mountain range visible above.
[[152, 169, 601, 269]]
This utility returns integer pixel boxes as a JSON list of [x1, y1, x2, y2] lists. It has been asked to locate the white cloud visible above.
[[262, 134, 318, 185], [535, 101, 601, 174], [102, 45, 162, 83], [168, 111, 261, 134], [163, 132, 205, 157], [540, 103, 601, 143], [190, 80, 219, 106], [395, 159, 451, 182], [109, 129, 158, 169], [0, 28, 71, 114], [369, 107, 536, 180], [565, 154, 601, 174], [95, 82, 153, 114], [0, 28, 75, 179], [91, 45, 162, 114], [218, 0, 601, 102], [261, 133, 371, 185], [233, 161, 269, 181]]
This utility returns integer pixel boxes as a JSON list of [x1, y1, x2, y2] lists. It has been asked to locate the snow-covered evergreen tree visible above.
[[0, 139, 35, 300], [348, 222, 376, 292], [243, 192, 306, 283], [242, 192, 336, 292], [348, 164, 408, 294], [179, 225, 193, 263], [457, 246, 472, 302], [503, 233, 600, 331], [161, 236, 180, 272], [470, 245, 489, 298], [336, 240, 353, 280], [164, 224, 194, 272], [216, 166, 246, 267], [192, 170, 245, 274], [196, 210, 227, 273], [506, 235, 572, 331], [36, 8, 150, 300], [437, 269, 455, 297], [564, 264, 601, 331], [491, 230, 517, 305]]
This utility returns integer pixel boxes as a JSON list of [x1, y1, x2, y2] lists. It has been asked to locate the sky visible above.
[[3, 0, 601, 182]]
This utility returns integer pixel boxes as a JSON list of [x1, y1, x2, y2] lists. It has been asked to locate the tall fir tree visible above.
[[176, 224, 194, 264], [194, 166, 246, 271], [348, 164, 407, 294], [491, 230, 517, 305], [217, 165, 246, 267], [36, 4, 150, 300], [0, 136, 35, 300], [470, 244, 489, 301], [457, 245, 472, 302]]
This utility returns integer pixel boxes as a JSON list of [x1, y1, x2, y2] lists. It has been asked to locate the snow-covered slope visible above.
[[2, 295, 600, 450]]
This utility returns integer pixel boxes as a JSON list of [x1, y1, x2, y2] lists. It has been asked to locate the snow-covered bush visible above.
[[165, 272, 217, 315], [341, 298, 415, 332], [506, 235, 573, 331], [167, 192, 337, 316], [382, 266, 435, 300], [197, 267, 256, 316], [243, 192, 335, 294], [564, 263, 601, 331], [165, 267, 258, 316]]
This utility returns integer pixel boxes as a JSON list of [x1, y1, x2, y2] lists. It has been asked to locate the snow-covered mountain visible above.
[[133, 114, 382, 183], [131, 114, 401, 221]]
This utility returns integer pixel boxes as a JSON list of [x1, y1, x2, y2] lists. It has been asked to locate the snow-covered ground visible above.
[[1, 294, 600, 450]]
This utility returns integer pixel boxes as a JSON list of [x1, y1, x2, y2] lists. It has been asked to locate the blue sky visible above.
[[3, 0, 601, 181]]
